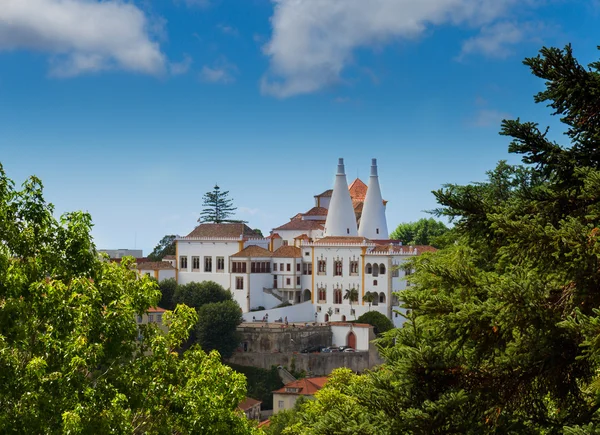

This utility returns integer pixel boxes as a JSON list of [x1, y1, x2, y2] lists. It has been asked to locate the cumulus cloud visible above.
[[261, 0, 538, 97], [0, 0, 165, 77], [459, 21, 525, 59], [169, 54, 193, 75], [200, 57, 238, 84]]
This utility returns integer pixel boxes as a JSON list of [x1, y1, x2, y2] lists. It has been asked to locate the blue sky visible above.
[[1, 0, 599, 254]]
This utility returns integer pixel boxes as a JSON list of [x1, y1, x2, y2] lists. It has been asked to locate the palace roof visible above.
[[184, 223, 259, 239], [303, 206, 328, 216], [272, 220, 325, 231], [136, 261, 176, 270], [312, 236, 370, 244], [272, 246, 302, 258], [231, 245, 273, 258], [273, 377, 328, 396]]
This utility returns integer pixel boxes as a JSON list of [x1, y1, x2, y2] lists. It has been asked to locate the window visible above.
[[297, 263, 301, 272], [318, 260, 326, 275], [278, 400, 284, 409], [392, 267, 400, 277], [273, 263, 277, 271], [372, 264, 379, 277], [280, 263, 284, 271], [334, 260, 343, 276], [287, 263, 291, 272], [350, 260, 359, 275], [318, 288, 327, 303], [282, 240, 289, 246], [335, 307, 340, 314], [317, 306, 322, 312], [137, 315, 142, 323], [192, 256, 200, 271], [232, 261, 247, 273], [286, 278, 291, 286], [379, 264, 386, 274], [204, 256, 212, 272], [156, 314, 162, 324], [217, 256, 225, 272], [296, 276, 300, 285], [366, 263, 372, 274], [149, 314, 154, 322], [376, 228, 379, 234], [303, 263, 312, 275], [236, 277, 244, 290], [180, 256, 188, 270], [373, 280, 378, 286], [305, 251, 310, 256], [405, 268, 413, 287], [145, 272, 151, 277], [334, 289, 342, 304], [350, 309, 355, 316], [379, 292, 386, 304]]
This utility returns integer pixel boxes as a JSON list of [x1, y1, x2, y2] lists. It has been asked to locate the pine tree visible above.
[[198, 184, 237, 224], [286, 44, 600, 434]]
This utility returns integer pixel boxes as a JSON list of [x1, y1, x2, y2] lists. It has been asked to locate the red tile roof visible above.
[[273, 220, 325, 231], [271, 233, 282, 239], [185, 223, 259, 238], [273, 377, 328, 395], [303, 206, 328, 217], [163, 255, 176, 260], [272, 246, 302, 258], [348, 178, 368, 201], [148, 307, 167, 313], [136, 261, 176, 270], [294, 234, 310, 240], [290, 213, 303, 221], [238, 397, 262, 411], [231, 245, 273, 258]]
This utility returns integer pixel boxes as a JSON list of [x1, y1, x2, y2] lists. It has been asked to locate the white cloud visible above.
[[169, 54, 193, 75], [459, 21, 524, 59], [200, 57, 238, 84], [0, 0, 165, 77], [217, 24, 239, 37], [470, 108, 511, 127], [261, 0, 538, 97]]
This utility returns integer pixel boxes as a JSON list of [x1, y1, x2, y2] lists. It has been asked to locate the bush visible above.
[[355, 311, 394, 335], [228, 364, 284, 410]]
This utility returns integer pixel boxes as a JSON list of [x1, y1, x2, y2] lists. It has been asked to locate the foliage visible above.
[[389, 217, 450, 248], [228, 364, 284, 410], [158, 277, 177, 310], [174, 280, 232, 309], [363, 291, 376, 310], [196, 300, 243, 359], [289, 44, 600, 433], [265, 397, 308, 435], [146, 234, 176, 261], [199, 184, 238, 224], [343, 288, 359, 306], [0, 166, 258, 434], [355, 311, 393, 336]]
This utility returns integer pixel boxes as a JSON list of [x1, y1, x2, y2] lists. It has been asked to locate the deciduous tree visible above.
[[196, 300, 243, 359], [147, 234, 176, 261], [389, 217, 450, 248]]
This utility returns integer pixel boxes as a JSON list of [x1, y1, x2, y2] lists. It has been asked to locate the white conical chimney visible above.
[[358, 158, 388, 239], [324, 158, 358, 237]]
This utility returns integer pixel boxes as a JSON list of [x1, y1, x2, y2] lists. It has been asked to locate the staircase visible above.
[[263, 287, 284, 302]]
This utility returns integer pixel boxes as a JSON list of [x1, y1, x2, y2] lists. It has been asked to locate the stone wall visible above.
[[238, 324, 333, 353]]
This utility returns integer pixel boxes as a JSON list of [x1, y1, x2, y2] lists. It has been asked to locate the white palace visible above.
[[156, 158, 434, 327]]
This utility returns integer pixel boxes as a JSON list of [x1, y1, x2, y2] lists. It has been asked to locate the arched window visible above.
[[303, 289, 311, 302], [318, 288, 327, 303], [366, 263, 372, 274], [379, 264, 386, 274], [379, 292, 386, 304], [324, 313, 329, 322], [372, 264, 379, 277], [334, 289, 343, 304], [341, 315, 347, 322]]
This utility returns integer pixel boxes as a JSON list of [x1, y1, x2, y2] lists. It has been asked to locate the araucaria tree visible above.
[[0, 166, 258, 434], [284, 44, 600, 434], [199, 184, 238, 224]]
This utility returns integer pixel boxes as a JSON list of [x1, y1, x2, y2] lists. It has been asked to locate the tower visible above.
[[358, 158, 388, 239], [324, 158, 358, 237]]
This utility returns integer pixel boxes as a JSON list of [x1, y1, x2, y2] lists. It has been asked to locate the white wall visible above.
[[158, 269, 176, 281], [242, 300, 315, 323], [177, 240, 243, 289], [330, 324, 372, 351]]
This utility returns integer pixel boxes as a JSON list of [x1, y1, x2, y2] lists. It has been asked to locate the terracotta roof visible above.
[[290, 213, 303, 221], [370, 244, 437, 254], [257, 420, 271, 429], [148, 307, 167, 313], [273, 220, 325, 231], [137, 261, 176, 270], [313, 236, 369, 244], [231, 245, 273, 258], [303, 206, 328, 217], [163, 255, 176, 260], [272, 246, 302, 258], [271, 233, 282, 239], [348, 178, 368, 201], [238, 397, 262, 411], [185, 223, 258, 239], [314, 189, 333, 198], [273, 377, 328, 396], [294, 234, 310, 240]]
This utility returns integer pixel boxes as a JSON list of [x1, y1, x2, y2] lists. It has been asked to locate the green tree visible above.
[[0, 166, 258, 434], [389, 217, 450, 248], [199, 184, 238, 224], [174, 280, 232, 308], [147, 234, 176, 261], [195, 300, 243, 359], [355, 311, 393, 336], [158, 277, 177, 310], [363, 291, 375, 311], [289, 44, 600, 434]]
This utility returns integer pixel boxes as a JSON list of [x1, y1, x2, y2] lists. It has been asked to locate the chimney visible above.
[[324, 158, 358, 237], [358, 158, 388, 239]]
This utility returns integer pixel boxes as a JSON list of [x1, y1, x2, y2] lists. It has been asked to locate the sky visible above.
[[1, 0, 599, 255]]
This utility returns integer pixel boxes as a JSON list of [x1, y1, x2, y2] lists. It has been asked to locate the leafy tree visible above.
[[147, 234, 176, 261], [174, 280, 232, 308], [389, 217, 450, 248], [228, 363, 284, 410], [158, 277, 177, 310], [355, 311, 393, 336], [195, 300, 243, 359], [0, 166, 258, 434], [363, 291, 375, 311], [289, 44, 600, 433], [199, 184, 238, 224], [265, 396, 308, 435]]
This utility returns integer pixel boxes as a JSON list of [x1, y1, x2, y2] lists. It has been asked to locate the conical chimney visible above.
[[324, 158, 358, 237], [358, 158, 388, 239]]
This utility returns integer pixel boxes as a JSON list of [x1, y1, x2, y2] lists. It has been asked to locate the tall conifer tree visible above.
[[199, 184, 237, 224]]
